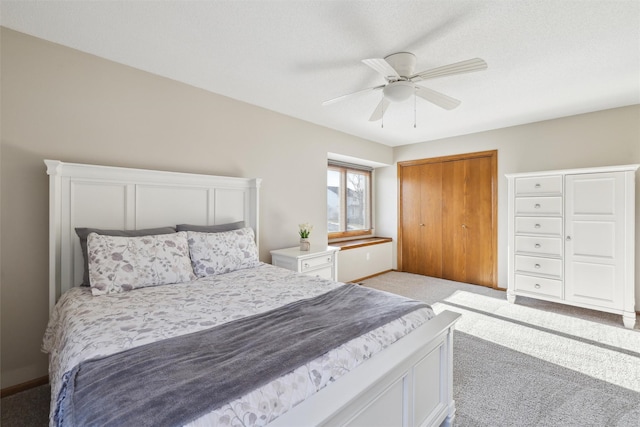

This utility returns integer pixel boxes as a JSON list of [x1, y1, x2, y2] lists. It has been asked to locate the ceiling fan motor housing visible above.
[[384, 52, 416, 78]]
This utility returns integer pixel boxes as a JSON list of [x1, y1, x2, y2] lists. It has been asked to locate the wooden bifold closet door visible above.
[[398, 150, 497, 287]]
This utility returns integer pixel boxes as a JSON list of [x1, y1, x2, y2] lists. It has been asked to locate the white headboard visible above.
[[45, 160, 261, 313]]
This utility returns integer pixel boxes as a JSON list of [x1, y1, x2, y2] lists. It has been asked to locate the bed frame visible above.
[[46, 159, 460, 427]]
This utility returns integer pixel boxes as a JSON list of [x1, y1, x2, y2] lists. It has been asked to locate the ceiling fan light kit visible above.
[[323, 52, 487, 125], [383, 81, 415, 102]]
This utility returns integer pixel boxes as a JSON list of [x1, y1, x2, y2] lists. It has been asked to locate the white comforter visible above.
[[43, 263, 433, 426]]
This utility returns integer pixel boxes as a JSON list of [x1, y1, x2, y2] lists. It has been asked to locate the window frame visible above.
[[327, 162, 373, 240]]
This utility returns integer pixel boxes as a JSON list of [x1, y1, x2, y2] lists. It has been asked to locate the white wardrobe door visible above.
[[564, 172, 625, 309]]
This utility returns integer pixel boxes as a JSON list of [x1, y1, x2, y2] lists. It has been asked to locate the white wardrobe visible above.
[[506, 165, 639, 329]]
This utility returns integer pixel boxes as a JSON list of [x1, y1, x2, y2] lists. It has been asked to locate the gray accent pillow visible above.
[[75, 226, 177, 286], [176, 221, 245, 233]]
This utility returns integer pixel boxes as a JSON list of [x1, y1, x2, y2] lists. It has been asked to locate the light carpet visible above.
[[361, 271, 640, 427], [435, 290, 640, 392]]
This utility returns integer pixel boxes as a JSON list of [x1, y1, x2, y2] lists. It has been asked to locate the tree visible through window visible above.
[[327, 162, 372, 238]]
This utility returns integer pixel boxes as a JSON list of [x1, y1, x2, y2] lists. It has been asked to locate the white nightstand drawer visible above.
[[270, 245, 340, 281], [515, 255, 562, 278], [515, 197, 562, 216], [515, 175, 563, 195], [515, 236, 562, 256], [515, 217, 562, 236], [304, 266, 333, 280], [515, 274, 562, 298], [301, 254, 333, 272]]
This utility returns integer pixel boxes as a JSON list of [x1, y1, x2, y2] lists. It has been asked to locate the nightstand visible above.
[[270, 245, 340, 281]]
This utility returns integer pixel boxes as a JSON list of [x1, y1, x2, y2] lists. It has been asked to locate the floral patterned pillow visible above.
[[87, 232, 196, 296], [187, 227, 260, 277]]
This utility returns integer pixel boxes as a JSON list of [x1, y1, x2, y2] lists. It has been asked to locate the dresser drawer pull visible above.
[[535, 183, 541, 188], [326, 257, 331, 262], [534, 264, 541, 269], [304, 262, 309, 268], [534, 204, 541, 209], [534, 283, 541, 289], [534, 223, 541, 228], [535, 244, 541, 248]]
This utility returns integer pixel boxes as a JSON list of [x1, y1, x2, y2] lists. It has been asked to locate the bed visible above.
[[43, 159, 460, 427]]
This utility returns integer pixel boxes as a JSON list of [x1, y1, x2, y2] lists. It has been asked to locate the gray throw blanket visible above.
[[55, 284, 429, 427]]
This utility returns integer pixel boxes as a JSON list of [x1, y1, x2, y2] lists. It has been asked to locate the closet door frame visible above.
[[397, 150, 498, 288]]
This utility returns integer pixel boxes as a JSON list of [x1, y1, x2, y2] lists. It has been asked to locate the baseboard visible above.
[[0, 376, 49, 398], [350, 269, 393, 283]]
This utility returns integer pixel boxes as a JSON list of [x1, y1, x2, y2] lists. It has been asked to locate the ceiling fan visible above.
[[322, 52, 487, 122]]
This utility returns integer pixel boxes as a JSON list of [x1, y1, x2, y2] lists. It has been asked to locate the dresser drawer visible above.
[[300, 254, 334, 272], [515, 255, 562, 278], [515, 236, 562, 256], [515, 197, 562, 216], [515, 175, 563, 195], [515, 274, 562, 298], [515, 217, 562, 236]]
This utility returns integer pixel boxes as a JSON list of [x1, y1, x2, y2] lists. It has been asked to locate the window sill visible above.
[[329, 237, 392, 251]]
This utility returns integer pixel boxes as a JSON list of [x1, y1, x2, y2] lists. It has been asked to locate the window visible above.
[[327, 161, 372, 239]]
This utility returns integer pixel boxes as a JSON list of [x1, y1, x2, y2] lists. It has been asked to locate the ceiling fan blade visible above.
[[410, 58, 487, 82], [362, 58, 401, 80], [369, 98, 391, 121], [415, 86, 461, 110], [322, 85, 384, 106]]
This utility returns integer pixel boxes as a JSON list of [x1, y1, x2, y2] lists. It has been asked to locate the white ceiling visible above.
[[2, 1, 639, 147]]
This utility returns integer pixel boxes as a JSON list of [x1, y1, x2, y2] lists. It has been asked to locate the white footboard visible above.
[[269, 310, 461, 427]]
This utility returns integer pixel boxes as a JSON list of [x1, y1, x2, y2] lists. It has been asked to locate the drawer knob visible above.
[[534, 243, 541, 248], [534, 284, 541, 289], [304, 262, 309, 268], [535, 183, 541, 188], [534, 204, 541, 209], [534, 223, 541, 229], [327, 257, 331, 262], [566, 236, 572, 241], [534, 264, 541, 269]]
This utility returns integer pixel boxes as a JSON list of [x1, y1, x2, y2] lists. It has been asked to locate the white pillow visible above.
[[187, 227, 260, 277], [87, 231, 196, 296]]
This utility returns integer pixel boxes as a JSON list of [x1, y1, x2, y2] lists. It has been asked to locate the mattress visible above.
[[43, 263, 434, 426]]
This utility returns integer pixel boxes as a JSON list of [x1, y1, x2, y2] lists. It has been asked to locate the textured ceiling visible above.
[[2, 0, 639, 147]]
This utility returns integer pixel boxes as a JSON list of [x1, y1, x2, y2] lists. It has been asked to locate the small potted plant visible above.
[[299, 223, 313, 251]]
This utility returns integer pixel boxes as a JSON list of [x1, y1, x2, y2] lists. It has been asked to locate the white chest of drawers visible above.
[[270, 246, 340, 281], [506, 165, 639, 329]]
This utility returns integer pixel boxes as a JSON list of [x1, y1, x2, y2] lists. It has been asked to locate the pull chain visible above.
[[413, 90, 417, 128], [381, 94, 384, 129]]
